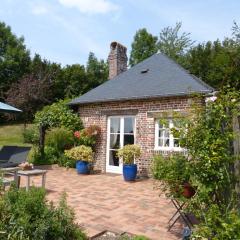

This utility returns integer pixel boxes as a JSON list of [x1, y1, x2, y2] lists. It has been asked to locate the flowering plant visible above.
[[74, 125, 100, 147], [64, 145, 94, 162], [74, 131, 81, 139]]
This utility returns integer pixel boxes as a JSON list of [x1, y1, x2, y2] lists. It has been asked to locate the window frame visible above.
[[154, 119, 184, 152]]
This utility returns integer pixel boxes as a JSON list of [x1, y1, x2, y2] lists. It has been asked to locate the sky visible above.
[[0, 0, 240, 66]]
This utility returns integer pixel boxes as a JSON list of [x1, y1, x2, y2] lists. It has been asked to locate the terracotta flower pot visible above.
[[182, 183, 195, 198]]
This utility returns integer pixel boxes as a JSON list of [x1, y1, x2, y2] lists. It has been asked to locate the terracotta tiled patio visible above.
[[21, 165, 182, 240]]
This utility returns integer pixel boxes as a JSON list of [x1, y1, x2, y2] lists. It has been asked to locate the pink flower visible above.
[[74, 131, 81, 139]]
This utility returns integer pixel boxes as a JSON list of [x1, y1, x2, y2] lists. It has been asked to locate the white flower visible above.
[[205, 96, 217, 103]]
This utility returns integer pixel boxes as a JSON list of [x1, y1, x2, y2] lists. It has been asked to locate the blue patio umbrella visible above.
[[0, 102, 22, 113]]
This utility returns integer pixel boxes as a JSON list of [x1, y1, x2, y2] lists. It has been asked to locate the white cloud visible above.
[[31, 5, 48, 15], [58, 0, 119, 14]]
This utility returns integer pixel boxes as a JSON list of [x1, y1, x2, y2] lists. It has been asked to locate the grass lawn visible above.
[[0, 124, 32, 146]]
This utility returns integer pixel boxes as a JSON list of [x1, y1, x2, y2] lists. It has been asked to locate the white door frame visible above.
[[106, 116, 136, 174]]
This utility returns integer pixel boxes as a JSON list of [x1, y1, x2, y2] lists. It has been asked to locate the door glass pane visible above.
[[110, 118, 120, 133], [124, 117, 135, 134], [109, 150, 119, 166], [110, 134, 120, 149], [124, 134, 134, 146]]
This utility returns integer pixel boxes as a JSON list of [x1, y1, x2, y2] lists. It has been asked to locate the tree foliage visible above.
[[129, 28, 158, 66], [184, 39, 240, 89], [60, 64, 87, 98], [182, 89, 240, 238], [158, 22, 194, 62], [0, 187, 87, 240], [0, 22, 31, 99], [152, 88, 240, 238], [86, 52, 108, 89], [34, 100, 83, 131], [6, 73, 54, 122]]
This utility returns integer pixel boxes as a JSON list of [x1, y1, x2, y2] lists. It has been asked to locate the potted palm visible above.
[[117, 144, 141, 181], [64, 145, 93, 174]]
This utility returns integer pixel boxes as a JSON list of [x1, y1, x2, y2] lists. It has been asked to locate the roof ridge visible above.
[[158, 52, 214, 91]]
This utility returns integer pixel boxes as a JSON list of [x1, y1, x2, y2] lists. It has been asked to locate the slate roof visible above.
[[70, 53, 214, 105]]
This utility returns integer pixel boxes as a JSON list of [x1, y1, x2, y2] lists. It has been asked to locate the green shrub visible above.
[[152, 154, 190, 197], [44, 146, 59, 163], [28, 146, 53, 165], [22, 125, 39, 144], [34, 100, 83, 131], [58, 154, 76, 168], [191, 205, 240, 240], [0, 187, 87, 240], [46, 127, 74, 153], [64, 145, 94, 162], [117, 144, 141, 164]]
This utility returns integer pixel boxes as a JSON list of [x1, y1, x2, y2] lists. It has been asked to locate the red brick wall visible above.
[[78, 97, 192, 175]]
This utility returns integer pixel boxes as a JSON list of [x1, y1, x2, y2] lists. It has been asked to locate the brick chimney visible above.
[[108, 42, 127, 80]]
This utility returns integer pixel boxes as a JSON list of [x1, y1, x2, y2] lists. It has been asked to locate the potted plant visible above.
[[152, 154, 195, 198], [117, 144, 141, 181], [64, 145, 93, 174]]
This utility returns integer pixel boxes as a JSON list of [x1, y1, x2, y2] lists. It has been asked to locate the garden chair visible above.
[[0, 146, 31, 168], [0, 167, 19, 191], [0, 146, 19, 163]]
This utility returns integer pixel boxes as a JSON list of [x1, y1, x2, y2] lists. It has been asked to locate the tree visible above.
[[185, 39, 240, 89], [157, 22, 194, 62], [34, 100, 83, 155], [60, 64, 87, 98], [129, 28, 158, 66], [86, 52, 108, 89], [0, 22, 31, 99], [232, 21, 240, 43], [5, 73, 54, 122]]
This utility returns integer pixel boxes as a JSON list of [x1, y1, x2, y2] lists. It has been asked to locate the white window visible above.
[[155, 119, 183, 151]]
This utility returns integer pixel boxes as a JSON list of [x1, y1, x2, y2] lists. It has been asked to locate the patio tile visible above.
[[20, 166, 183, 239]]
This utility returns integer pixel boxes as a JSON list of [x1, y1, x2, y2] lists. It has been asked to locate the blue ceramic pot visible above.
[[123, 164, 137, 181], [76, 160, 89, 174]]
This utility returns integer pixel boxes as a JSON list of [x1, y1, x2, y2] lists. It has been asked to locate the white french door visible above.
[[106, 116, 135, 174]]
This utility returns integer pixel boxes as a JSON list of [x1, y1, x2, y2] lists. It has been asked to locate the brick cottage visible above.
[[70, 42, 214, 176]]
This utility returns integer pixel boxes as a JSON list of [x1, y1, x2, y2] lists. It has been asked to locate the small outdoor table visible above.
[[17, 169, 47, 191]]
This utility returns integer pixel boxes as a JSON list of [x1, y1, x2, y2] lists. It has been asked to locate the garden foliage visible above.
[[34, 100, 82, 131], [117, 145, 141, 164], [64, 145, 94, 163], [153, 88, 240, 239], [45, 127, 74, 153], [0, 186, 87, 240], [73, 125, 101, 148]]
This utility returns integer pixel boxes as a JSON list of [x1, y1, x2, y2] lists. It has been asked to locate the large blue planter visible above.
[[123, 164, 137, 181], [76, 160, 89, 174]]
